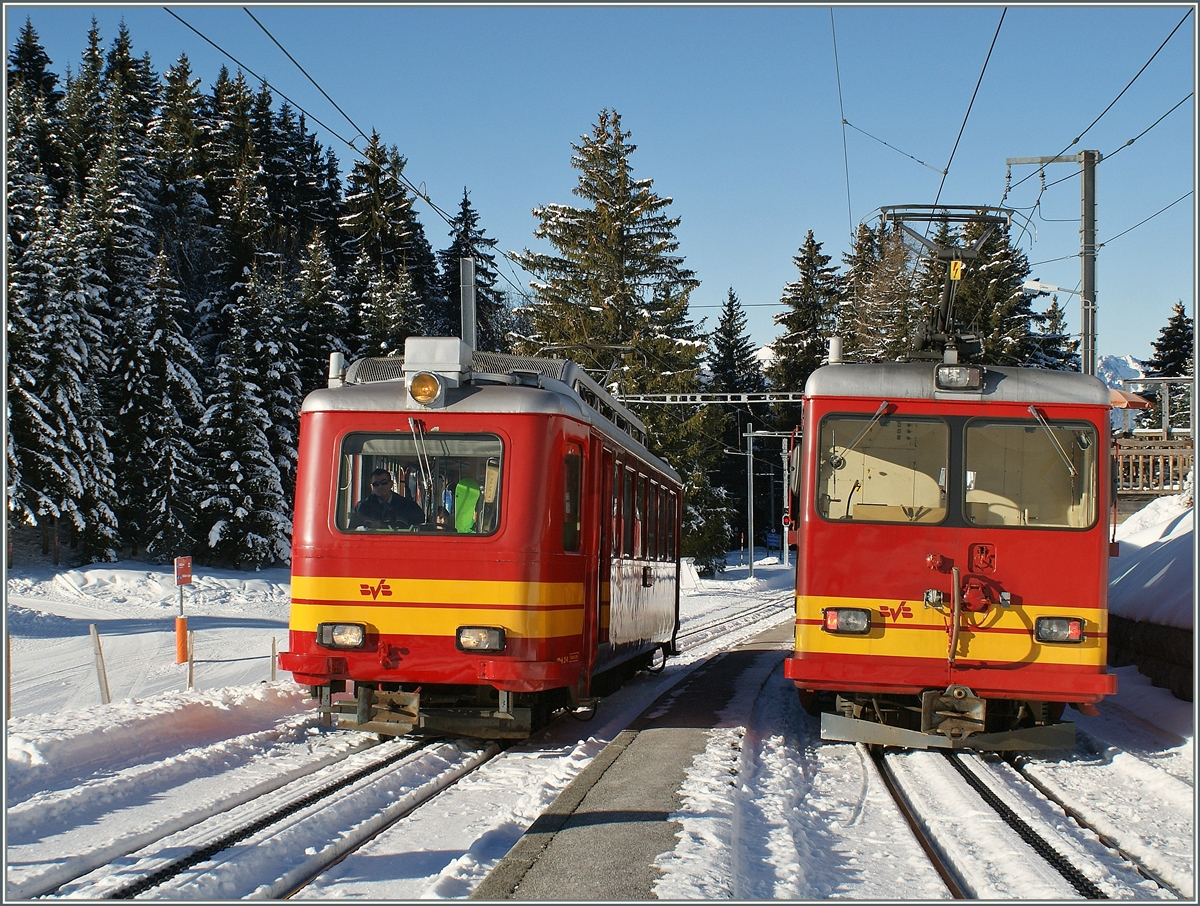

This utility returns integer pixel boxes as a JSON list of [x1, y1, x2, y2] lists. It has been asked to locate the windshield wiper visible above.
[[1027, 405, 1077, 478], [829, 401, 890, 470]]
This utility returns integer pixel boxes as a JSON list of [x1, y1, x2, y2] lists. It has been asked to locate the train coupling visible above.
[[921, 684, 986, 741], [326, 687, 420, 737]]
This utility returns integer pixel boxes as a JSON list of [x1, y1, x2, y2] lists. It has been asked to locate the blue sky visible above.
[[6, 4, 1196, 362]]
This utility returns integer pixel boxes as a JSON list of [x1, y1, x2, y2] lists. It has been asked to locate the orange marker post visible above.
[[174, 557, 193, 665]]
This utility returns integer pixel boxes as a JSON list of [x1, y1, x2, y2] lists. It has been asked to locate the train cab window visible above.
[[335, 433, 503, 535], [817, 414, 949, 524], [964, 419, 1097, 529], [563, 447, 582, 552]]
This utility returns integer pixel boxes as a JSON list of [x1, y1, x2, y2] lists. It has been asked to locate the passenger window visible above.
[[635, 475, 647, 559], [622, 468, 635, 557], [647, 483, 659, 561], [563, 448, 582, 552], [964, 419, 1097, 528], [665, 491, 677, 559], [816, 414, 948, 524]]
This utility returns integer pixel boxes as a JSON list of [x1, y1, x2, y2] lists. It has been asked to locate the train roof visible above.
[[805, 361, 1111, 406], [302, 344, 681, 483]]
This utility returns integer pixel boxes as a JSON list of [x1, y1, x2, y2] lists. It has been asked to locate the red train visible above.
[[784, 357, 1118, 750], [280, 337, 682, 738]]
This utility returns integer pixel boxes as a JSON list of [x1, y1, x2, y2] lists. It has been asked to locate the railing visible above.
[[1115, 439, 1194, 494]]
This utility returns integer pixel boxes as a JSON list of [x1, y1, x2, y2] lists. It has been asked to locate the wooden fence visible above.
[[1114, 439, 1194, 494]]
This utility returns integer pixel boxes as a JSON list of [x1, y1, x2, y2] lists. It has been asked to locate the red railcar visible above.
[[784, 360, 1118, 750], [280, 337, 682, 738]]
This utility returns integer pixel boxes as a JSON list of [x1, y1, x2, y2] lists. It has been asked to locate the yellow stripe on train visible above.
[[290, 576, 586, 637], [794, 594, 1108, 667]]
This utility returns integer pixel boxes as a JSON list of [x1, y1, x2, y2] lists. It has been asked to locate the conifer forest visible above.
[[6, 20, 1126, 571]]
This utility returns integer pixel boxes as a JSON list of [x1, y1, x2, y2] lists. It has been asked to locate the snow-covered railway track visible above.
[[43, 737, 497, 900], [1008, 736, 1194, 899], [877, 748, 1179, 899], [675, 592, 793, 650]]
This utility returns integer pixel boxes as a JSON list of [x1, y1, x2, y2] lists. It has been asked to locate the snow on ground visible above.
[[1110, 486, 1195, 629], [4, 492, 1193, 898]]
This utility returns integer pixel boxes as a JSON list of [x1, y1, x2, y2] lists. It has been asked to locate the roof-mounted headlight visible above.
[[409, 371, 445, 406], [935, 364, 984, 392]]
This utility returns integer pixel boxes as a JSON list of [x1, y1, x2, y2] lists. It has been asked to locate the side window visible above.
[[563, 447, 582, 552], [622, 468, 635, 557], [665, 491, 677, 560], [647, 482, 659, 562], [635, 474, 647, 558]]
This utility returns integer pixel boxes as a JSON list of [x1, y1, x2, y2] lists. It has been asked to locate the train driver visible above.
[[350, 468, 425, 530]]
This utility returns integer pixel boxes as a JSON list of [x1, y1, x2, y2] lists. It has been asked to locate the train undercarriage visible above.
[[315, 645, 670, 739], [799, 684, 1076, 751]]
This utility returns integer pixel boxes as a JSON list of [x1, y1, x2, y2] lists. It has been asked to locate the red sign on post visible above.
[[174, 556, 193, 586]]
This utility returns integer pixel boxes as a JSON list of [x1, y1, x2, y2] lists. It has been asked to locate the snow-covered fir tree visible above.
[[1027, 293, 1081, 371], [951, 217, 1037, 365], [142, 252, 207, 561], [197, 312, 291, 569], [290, 229, 351, 400]]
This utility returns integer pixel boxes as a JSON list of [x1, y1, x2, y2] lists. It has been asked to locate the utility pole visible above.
[[1005, 151, 1101, 375]]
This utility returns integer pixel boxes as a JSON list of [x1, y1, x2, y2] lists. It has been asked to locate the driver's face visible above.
[[371, 475, 393, 499]]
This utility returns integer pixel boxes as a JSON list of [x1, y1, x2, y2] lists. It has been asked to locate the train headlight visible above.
[[1035, 617, 1085, 643], [822, 608, 871, 634], [409, 371, 445, 406], [456, 626, 506, 652], [935, 364, 984, 391], [316, 622, 366, 649]]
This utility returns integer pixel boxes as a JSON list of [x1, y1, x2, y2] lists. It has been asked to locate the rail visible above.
[[1114, 439, 1194, 495]]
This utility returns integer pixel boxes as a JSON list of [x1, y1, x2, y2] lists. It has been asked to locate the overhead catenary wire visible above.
[[1004, 6, 1193, 198], [829, 8, 854, 240], [242, 7, 369, 147], [930, 7, 1006, 210], [163, 6, 536, 305]]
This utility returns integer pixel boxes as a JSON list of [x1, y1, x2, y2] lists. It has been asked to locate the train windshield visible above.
[[817, 415, 949, 523], [335, 433, 502, 535], [964, 418, 1097, 528]]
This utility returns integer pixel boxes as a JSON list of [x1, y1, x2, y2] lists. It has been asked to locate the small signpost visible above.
[[174, 556, 192, 665]]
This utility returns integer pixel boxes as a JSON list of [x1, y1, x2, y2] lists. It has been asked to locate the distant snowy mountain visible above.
[[1097, 354, 1146, 389]]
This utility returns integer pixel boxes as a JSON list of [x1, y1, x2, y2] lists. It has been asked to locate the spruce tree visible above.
[[149, 54, 215, 330], [436, 188, 512, 350], [58, 21, 105, 201], [197, 313, 290, 569], [513, 109, 727, 569], [1027, 294, 1080, 371], [766, 230, 840, 427], [290, 229, 351, 400], [709, 287, 767, 550], [1139, 301, 1194, 431], [142, 252, 206, 560], [340, 132, 421, 355], [952, 217, 1037, 365], [7, 20, 66, 202]]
